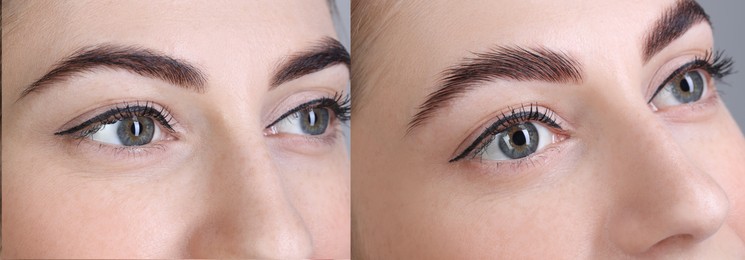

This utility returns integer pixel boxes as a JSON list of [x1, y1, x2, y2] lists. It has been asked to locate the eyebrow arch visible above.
[[18, 44, 207, 101], [642, 0, 710, 63], [407, 46, 582, 133], [270, 36, 350, 88]]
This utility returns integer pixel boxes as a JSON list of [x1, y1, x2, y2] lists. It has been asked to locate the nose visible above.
[[605, 112, 729, 254], [188, 136, 313, 258]]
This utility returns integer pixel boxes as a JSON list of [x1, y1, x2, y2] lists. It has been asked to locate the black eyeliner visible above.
[[450, 104, 560, 162], [647, 50, 734, 103], [265, 92, 351, 129], [55, 101, 174, 136]]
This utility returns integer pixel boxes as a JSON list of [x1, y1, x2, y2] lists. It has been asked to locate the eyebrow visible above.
[[407, 0, 711, 134], [407, 46, 582, 133], [18, 44, 207, 100], [270, 36, 350, 88], [642, 0, 710, 63]]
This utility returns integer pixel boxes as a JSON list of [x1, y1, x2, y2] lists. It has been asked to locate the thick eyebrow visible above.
[[271, 36, 350, 88], [407, 46, 582, 133], [642, 0, 710, 63], [18, 44, 207, 100]]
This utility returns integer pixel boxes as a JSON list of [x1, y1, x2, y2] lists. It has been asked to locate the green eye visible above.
[[652, 69, 707, 108]]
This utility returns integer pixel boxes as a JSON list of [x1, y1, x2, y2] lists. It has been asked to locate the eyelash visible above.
[[55, 101, 175, 138], [450, 103, 560, 162], [265, 92, 351, 129], [648, 50, 734, 103]]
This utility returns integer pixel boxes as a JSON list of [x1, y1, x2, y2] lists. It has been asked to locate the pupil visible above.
[[680, 78, 691, 92], [512, 131, 526, 146]]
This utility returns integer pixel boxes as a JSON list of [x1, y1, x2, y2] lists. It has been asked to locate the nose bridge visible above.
[[600, 104, 729, 254], [188, 119, 313, 258]]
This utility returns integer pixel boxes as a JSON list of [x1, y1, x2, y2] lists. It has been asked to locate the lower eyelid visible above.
[[461, 143, 566, 177], [57, 134, 173, 165], [656, 89, 720, 122]]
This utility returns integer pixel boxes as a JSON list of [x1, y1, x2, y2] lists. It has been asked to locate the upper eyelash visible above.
[[55, 101, 175, 137], [265, 92, 351, 129], [647, 50, 734, 103], [450, 103, 560, 162]]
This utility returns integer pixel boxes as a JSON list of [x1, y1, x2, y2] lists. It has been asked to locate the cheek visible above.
[[281, 147, 350, 257], [673, 106, 745, 238], [368, 162, 593, 258], [2, 164, 190, 258]]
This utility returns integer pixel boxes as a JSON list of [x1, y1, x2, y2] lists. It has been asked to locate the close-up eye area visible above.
[[54, 102, 177, 149], [450, 105, 566, 163], [480, 121, 555, 161], [88, 116, 162, 146], [649, 51, 734, 111], [652, 68, 708, 108], [269, 107, 332, 136], [265, 93, 351, 138]]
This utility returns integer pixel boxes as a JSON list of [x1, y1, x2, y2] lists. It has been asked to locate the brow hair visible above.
[[271, 36, 350, 87], [19, 44, 207, 100], [407, 46, 582, 133], [643, 0, 710, 63]]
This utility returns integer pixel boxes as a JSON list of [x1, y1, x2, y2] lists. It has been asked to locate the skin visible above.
[[352, 0, 745, 259], [2, 0, 349, 258]]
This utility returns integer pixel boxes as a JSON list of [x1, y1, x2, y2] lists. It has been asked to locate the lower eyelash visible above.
[[55, 101, 175, 138], [451, 103, 561, 162]]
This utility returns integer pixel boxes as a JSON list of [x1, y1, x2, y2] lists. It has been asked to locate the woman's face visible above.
[[2, 1, 349, 258], [353, 0, 745, 258]]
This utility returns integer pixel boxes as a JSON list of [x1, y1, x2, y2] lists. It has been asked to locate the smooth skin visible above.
[[352, 0, 745, 258], [2, 0, 349, 258]]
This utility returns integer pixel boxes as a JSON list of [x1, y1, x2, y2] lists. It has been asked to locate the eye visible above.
[[648, 51, 734, 109], [89, 116, 161, 146], [270, 108, 332, 136], [265, 94, 351, 137], [450, 104, 563, 162], [55, 102, 176, 147], [481, 121, 554, 160], [651, 69, 707, 108]]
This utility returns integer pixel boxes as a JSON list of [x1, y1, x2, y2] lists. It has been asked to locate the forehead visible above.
[[2, 0, 335, 99]]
